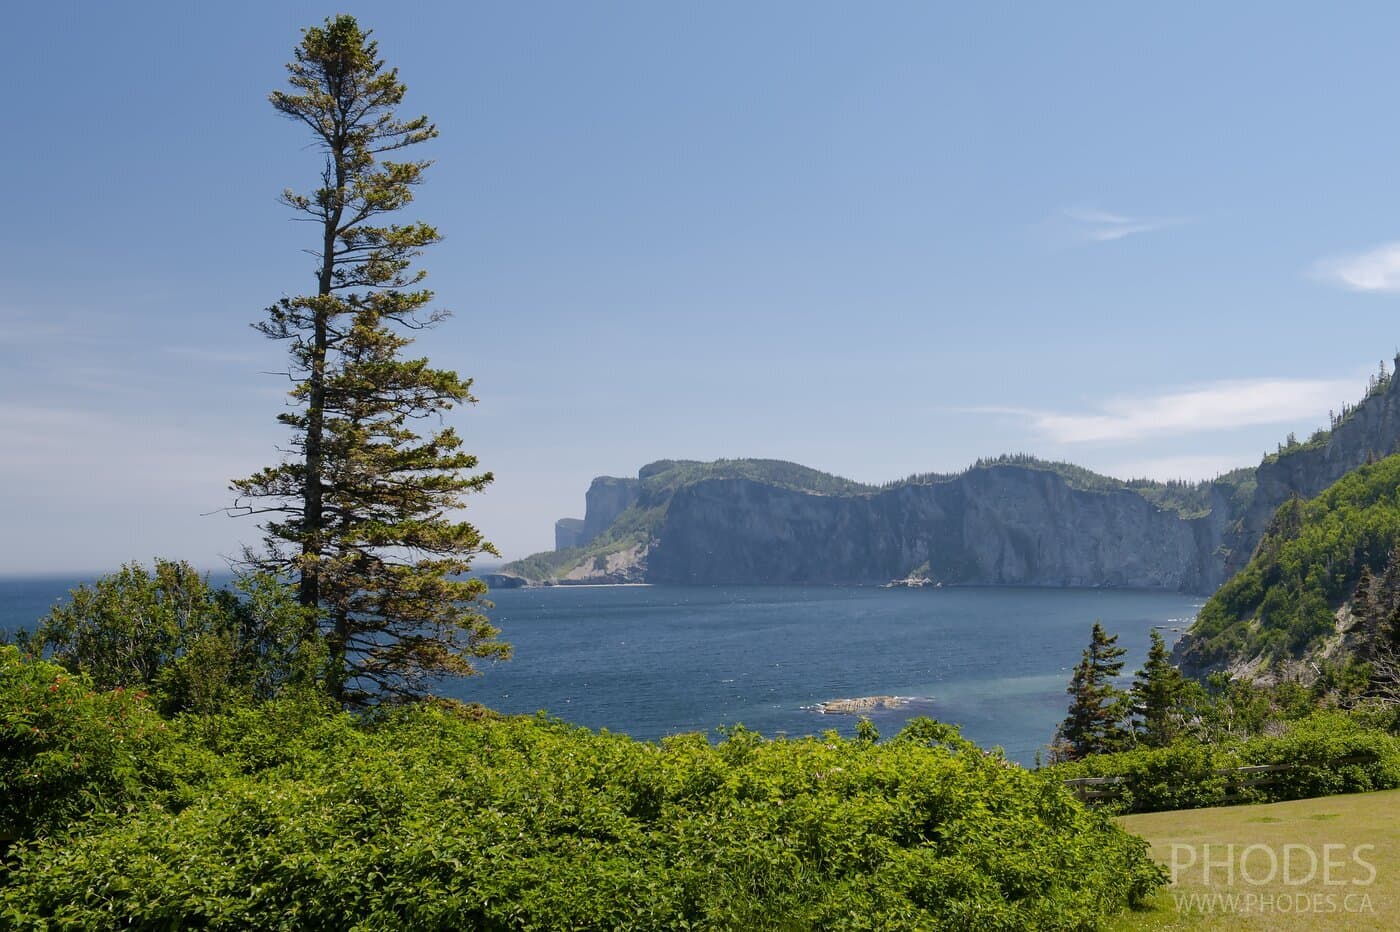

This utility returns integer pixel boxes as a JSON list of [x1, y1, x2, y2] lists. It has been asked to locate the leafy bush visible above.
[[1, 693, 1164, 930], [0, 647, 217, 840], [1052, 742, 1238, 813], [1239, 712, 1400, 801], [12, 561, 318, 716]]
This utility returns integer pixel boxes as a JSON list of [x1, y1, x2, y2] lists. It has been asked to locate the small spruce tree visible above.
[[1130, 630, 1187, 748], [1351, 565, 1379, 661], [1055, 622, 1132, 760]]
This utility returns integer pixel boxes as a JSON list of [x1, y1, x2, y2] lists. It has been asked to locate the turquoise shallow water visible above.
[[0, 577, 1199, 765]]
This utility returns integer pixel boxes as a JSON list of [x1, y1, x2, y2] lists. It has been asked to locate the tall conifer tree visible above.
[[232, 15, 507, 705]]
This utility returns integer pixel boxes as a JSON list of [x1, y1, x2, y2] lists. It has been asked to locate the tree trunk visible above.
[[300, 151, 346, 614]]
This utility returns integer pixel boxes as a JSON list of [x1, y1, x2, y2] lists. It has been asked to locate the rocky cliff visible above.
[[554, 518, 585, 551], [648, 466, 1218, 589], [509, 457, 1239, 591], [581, 477, 641, 546], [1175, 365, 1400, 674], [509, 369, 1400, 593]]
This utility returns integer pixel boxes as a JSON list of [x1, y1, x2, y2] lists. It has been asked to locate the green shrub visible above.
[[13, 561, 318, 716], [1238, 712, 1400, 801], [0, 647, 217, 840], [1052, 742, 1238, 813], [1050, 711, 1400, 815], [2, 707, 1164, 930]]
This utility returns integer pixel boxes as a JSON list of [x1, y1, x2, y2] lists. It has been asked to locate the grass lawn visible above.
[[1111, 789, 1400, 930]]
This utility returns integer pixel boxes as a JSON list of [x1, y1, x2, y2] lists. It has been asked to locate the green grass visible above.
[[1111, 789, 1400, 930]]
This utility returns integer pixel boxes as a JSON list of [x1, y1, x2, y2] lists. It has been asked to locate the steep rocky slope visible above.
[[1174, 452, 1400, 680], [648, 466, 1217, 588]]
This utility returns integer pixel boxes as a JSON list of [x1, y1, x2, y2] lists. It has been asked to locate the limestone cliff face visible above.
[[648, 466, 1217, 590], [554, 518, 585, 551], [582, 477, 641, 546]]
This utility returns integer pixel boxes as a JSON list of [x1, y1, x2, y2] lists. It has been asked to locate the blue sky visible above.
[[4, 1, 1400, 573]]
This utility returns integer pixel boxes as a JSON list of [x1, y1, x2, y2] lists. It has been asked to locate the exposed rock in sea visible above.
[[805, 696, 919, 715]]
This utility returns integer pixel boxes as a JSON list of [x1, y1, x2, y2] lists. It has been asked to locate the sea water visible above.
[[0, 577, 1199, 765]]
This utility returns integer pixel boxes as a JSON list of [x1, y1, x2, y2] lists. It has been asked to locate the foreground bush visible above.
[[0, 648, 217, 840], [9, 561, 317, 716], [0, 672, 1163, 930]]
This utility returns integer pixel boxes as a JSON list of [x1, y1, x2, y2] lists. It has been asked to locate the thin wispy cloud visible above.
[[0, 401, 266, 497], [1060, 206, 1187, 243], [974, 377, 1355, 445], [1094, 454, 1258, 483], [1313, 241, 1400, 293]]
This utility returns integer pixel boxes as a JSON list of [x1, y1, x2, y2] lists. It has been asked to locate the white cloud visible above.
[[1313, 242, 1400, 292], [977, 377, 1356, 445], [1092, 454, 1257, 483], [1061, 205, 1187, 243]]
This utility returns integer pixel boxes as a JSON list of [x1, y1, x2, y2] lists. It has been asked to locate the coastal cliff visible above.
[[554, 518, 584, 551], [507, 369, 1400, 596], [582, 477, 641, 546], [507, 457, 1240, 592], [649, 467, 1215, 588]]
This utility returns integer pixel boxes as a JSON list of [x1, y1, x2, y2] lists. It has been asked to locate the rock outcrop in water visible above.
[[805, 696, 920, 715]]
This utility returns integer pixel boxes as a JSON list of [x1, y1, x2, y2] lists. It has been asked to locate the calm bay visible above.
[[0, 577, 1198, 765]]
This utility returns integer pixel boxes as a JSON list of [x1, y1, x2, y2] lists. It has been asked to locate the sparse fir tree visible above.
[[231, 15, 507, 705]]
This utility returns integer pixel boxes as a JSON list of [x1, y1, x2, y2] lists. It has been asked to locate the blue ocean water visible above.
[[0, 577, 1199, 765]]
